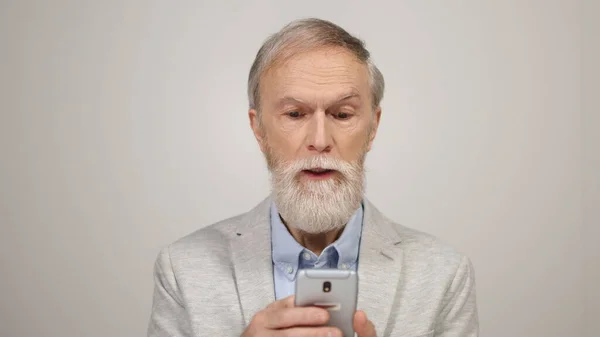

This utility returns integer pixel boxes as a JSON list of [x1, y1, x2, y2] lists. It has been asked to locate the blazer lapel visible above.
[[357, 200, 404, 337], [231, 198, 276, 326]]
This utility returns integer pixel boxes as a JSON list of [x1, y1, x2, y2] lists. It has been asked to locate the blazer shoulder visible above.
[[393, 222, 471, 268], [157, 197, 271, 264], [365, 200, 469, 266], [165, 212, 248, 259]]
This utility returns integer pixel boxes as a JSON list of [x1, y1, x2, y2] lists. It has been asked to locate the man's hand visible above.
[[242, 296, 343, 337], [354, 310, 377, 337]]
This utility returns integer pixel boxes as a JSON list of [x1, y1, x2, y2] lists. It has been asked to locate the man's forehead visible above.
[[275, 90, 362, 106], [275, 48, 364, 74], [268, 62, 364, 92], [259, 47, 370, 106], [267, 85, 367, 109]]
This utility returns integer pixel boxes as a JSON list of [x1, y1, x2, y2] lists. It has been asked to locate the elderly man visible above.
[[148, 18, 479, 337]]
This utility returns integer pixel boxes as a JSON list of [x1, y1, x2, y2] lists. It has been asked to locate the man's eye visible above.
[[335, 112, 351, 120], [287, 111, 302, 118]]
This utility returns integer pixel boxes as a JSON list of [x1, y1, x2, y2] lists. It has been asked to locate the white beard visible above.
[[267, 153, 366, 234]]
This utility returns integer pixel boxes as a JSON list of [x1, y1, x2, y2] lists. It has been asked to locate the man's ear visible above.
[[249, 108, 267, 152], [366, 107, 382, 152]]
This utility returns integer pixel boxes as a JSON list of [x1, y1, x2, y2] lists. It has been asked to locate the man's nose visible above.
[[307, 112, 332, 153]]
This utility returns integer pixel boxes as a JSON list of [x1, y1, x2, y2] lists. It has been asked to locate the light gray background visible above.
[[0, 1, 597, 337]]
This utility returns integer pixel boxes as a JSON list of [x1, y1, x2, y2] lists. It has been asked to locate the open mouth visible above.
[[302, 168, 336, 179]]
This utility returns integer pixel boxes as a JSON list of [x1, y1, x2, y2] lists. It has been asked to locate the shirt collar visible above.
[[270, 202, 364, 278]]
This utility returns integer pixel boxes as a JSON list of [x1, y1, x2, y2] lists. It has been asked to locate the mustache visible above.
[[298, 156, 344, 170], [281, 156, 361, 177]]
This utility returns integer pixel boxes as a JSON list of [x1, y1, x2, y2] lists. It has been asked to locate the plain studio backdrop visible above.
[[0, 1, 598, 337]]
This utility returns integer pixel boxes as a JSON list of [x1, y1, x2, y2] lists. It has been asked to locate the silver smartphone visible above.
[[294, 268, 358, 337]]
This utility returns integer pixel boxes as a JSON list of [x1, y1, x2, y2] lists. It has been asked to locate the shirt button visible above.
[[286, 266, 294, 274], [303, 252, 312, 260], [340, 263, 349, 270]]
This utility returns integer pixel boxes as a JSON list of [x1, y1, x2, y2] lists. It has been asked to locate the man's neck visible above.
[[285, 224, 344, 256]]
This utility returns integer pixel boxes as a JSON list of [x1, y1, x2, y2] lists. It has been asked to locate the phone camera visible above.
[[323, 281, 331, 293]]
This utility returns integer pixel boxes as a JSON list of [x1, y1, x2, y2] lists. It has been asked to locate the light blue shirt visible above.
[[270, 202, 364, 300]]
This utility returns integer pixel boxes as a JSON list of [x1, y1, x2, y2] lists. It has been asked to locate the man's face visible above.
[[250, 47, 381, 233], [255, 47, 378, 169]]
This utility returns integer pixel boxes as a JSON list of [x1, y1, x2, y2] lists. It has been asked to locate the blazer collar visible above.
[[357, 199, 405, 336], [230, 197, 275, 325]]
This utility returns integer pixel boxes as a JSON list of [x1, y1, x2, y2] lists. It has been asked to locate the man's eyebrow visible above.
[[335, 92, 361, 103], [278, 96, 307, 106]]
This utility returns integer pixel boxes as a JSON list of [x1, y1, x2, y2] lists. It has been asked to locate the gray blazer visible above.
[[148, 198, 479, 337]]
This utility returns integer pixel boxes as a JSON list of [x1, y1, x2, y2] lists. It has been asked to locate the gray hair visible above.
[[247, 18, 385, 113]]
